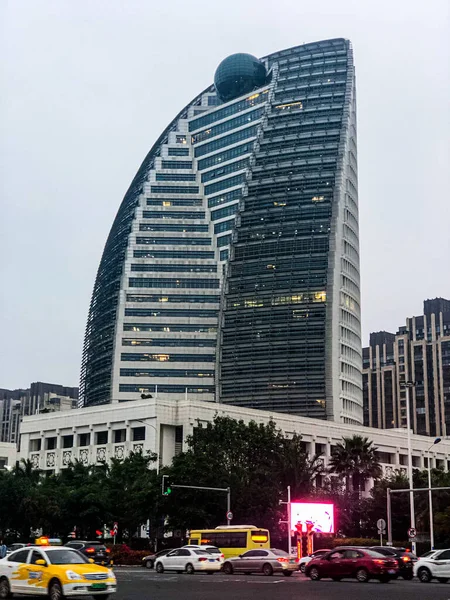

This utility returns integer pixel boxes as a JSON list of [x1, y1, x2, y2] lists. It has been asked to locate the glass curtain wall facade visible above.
[[80, 39, 363, 425]]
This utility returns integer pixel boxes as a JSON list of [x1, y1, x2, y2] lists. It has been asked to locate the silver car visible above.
[[222, 548, 297, 576]]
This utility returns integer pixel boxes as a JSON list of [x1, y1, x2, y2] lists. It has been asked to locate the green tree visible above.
[[162, 416, 321, 532], [329, 435, 382, 495]]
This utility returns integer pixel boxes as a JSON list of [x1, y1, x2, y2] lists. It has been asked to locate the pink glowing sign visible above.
[[290, 502, 335, 534]]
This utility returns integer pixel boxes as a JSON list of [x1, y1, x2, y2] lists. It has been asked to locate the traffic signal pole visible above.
[[279, 486, 292, 556], [162, 480, 232, 525], [387, 485, 450, 546]]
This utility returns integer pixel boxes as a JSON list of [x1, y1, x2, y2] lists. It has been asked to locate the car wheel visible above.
[[262, 563, 273, 576], [185, 563, 195, 575], [0, 578, 12, 599], [437, 578, 449, 583], [379, 575, 390, 583], [223, 563, 233, 575], [156, 562, 164, 574], [283, 571, 293, 577], [49, 580, 63, 600], [332, 577, 342, 582], [300, 563, 306, 573], [309, 567, 321, 581], [145, 559, 153, 569], [402, 572, 413, 580], [418, 567, 432, 583], [356, 568, 369, 583]]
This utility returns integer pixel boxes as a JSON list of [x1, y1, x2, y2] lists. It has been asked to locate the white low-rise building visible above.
[[19, 398, 450, 478], [0, 442, 18, 469]]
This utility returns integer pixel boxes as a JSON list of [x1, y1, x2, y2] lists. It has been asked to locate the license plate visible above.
[[388, 569, 396, 574], [208, 559, 216, 562], [90, 583, 107, 590], [289, 560, 296, 564]]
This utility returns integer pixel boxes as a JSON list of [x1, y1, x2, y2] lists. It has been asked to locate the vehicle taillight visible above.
[[105, 548, 111, 554], [374, 559, 386, 565], [402, 556, 410, 562], [198, 557, 208, 562], [277, 557, 289, 563], [86, 548, 96, 553], [221, 554, 224, 559]]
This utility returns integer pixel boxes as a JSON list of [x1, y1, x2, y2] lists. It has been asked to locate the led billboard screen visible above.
[[290, 502, 334, 534]]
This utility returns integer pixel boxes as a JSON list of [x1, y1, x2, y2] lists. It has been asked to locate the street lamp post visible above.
[[401, 381, 416, 554], [134, 418, 159, 474], [427, 437, 441, 550]]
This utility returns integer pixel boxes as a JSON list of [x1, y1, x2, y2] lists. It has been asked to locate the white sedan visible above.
[[298, 549, 331, 573], [414, 549, 450, 583], [182, 545, 225, 565], [155, 548, 222, 574]]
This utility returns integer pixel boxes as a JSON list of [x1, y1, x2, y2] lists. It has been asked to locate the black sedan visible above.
[[142, 549, 171, 569], [368, 546, 416, 580], [65, 540, 112, 565]]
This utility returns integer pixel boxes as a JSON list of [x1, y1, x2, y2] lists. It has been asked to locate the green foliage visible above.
[[1, 422, 449, 548], [0, 453, 160, 543], [162, 416, 323, 532], [329, 435, 382, 494]]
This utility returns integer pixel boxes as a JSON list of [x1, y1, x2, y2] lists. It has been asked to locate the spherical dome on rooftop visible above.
[[214, 53, 267, 103]]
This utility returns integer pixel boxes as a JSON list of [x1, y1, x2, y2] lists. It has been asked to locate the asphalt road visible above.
[[111, 568, 450, 600]]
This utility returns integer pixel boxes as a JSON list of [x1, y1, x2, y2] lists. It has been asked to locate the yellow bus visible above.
[[188, 525, 270, 559]]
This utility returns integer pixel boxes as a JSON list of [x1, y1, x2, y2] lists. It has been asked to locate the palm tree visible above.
[[329, 435, 382, 495]]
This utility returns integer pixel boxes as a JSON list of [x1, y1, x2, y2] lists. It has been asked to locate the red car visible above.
[[305, 547, 398, 583]]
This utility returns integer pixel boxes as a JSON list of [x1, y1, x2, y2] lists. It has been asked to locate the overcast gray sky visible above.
[[1, 0, 449, 389]]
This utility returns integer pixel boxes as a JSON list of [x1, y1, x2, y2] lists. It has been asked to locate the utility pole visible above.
[[401, 380, 417, 554], [279, 486, 292, 556]]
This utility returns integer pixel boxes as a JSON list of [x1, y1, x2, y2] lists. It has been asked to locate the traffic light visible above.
[[162, 475, 172, 496], [295, 521, 303, 536]]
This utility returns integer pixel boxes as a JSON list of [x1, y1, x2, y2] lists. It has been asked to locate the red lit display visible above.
[[290, 502, 334, 534]]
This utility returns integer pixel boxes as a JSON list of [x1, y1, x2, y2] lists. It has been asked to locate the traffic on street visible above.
[[113, 567, 450, 600]]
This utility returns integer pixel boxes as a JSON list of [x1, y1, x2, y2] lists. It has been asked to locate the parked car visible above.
[[298, 549, 331, 573], [414, 548, 450, 583], [183, 545, 225, 565], [368, 546, 416, 580], [305, 547, 398, 583], [222, 548, 298, 576], [142, 549, 171, 569], [155, 547, 222, 574], [65, 541, 112, 565]]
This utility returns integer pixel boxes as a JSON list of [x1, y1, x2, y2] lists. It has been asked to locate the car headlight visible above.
[[108, 569, 116, 579], [66, 570, 82, 580]]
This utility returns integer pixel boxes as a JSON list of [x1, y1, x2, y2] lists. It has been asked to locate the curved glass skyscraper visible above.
[[80, 38, 363, 425]]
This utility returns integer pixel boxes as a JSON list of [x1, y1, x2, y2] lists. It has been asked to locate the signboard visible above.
[[377, 519, 386, 531], [407, 527, 417, 539], [290, 502, 335, 534]]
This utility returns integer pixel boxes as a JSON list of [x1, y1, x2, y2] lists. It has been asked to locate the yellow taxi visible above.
[[0, 545, 116, 599]]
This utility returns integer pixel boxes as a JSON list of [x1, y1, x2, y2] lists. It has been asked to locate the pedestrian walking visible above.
[[0, 541, 7, 559]]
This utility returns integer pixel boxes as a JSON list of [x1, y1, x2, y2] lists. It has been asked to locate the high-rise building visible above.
[[363, 298, 450, 437], [0, 383, 79, 445], [81, 39, 362, 424]]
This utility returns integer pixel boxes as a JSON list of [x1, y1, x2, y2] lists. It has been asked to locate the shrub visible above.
[[109, 544, 150, 565]]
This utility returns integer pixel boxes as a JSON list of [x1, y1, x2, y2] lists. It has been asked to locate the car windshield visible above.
[[270, 549, 288, 556], [47, 550, 89, 565], [194, 550, 210, 556], [205, 548, 220, 554], [420, 550, 437, 558]]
